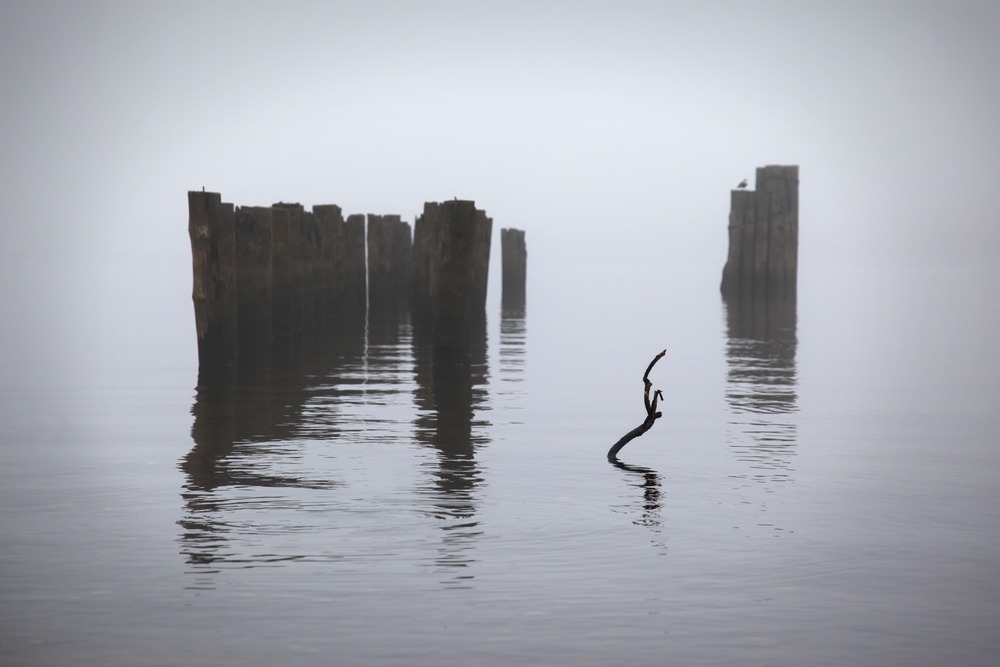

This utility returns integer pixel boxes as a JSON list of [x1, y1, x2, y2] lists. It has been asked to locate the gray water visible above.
[[1, 259, 998, 666]]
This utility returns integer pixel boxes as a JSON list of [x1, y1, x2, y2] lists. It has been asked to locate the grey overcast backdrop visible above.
[[1, 0, 998, 358]]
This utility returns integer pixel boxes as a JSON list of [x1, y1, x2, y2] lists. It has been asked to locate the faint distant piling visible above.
[[188, 191, 237, 367], [721, 165, 799, 300], [412, 200, 493, 348], [367, 214, 412, 316], [500, 228, 527, 308]]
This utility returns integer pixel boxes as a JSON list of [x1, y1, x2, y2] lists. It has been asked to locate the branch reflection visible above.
[[610, 459, 667, 555]]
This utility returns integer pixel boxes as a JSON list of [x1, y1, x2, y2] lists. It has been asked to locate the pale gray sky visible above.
[[1, 1, 998, 324]]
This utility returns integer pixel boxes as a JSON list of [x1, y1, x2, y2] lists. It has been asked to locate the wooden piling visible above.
[[411, 200, 493, 349], [299, 206, 322, 334], [233, 206, 274, 349], [271, 203, 309, 335], [367, 214, 412, 316], [500, 227, 527, 308], [312, 205, 344, 321], [188, 191, 237, 367], [343, 213, 367, 320], [270, 206, 294, 339], [721, 165, 799, 300]]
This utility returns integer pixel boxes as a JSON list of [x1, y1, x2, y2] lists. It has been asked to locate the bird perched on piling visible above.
[[737, 179, 748, 189]]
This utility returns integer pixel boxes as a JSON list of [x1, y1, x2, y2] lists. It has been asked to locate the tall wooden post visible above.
[[367, 214, 412, 317], [313, 204, 344, 320], [500, 227, 526, 308], [343, 213, 367, 320], [271, 203, 308, 335], [304, 210, 322, 332], [721, 165, 799, 300], [411, 200, 492, 350], [233, 206, 274, 350], [270, 206, 294, 340], [188, 191, 237, 368]]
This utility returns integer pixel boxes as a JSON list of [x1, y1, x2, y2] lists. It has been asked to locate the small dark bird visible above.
[[737, 179, 748, 189]]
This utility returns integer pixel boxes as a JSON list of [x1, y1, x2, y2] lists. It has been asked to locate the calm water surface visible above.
[[1, 259, 998, 666]]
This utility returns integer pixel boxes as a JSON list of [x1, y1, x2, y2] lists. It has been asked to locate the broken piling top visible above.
[[721, 165, 799, 301]]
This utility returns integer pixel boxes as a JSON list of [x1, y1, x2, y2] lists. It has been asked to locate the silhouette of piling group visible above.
[[188, 192, 527, 367]]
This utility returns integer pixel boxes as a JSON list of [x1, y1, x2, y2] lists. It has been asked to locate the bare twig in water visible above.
[[607, 349, 666, 461]]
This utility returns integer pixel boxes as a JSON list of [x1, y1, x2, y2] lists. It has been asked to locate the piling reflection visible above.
[[180, 323, 369, 577], [498, 297, 526, 418], [180, 311, 494, 589], [723, 295, 798, 488], [411, 317, 490, 587]]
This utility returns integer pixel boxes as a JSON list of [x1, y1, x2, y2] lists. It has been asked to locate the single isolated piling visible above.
[[720, 165, 799, 300], [500, 227, 527, 307], [188, 190, 237, 367]]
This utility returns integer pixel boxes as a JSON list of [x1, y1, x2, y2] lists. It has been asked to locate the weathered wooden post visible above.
[[269, 206, 294, 340], [310, 205, 366, 328], [188, 191, 237, 368], [720, 165, 799, 300], [343, 213, 368, 320], [312, 204, 343, 321], [411, 199, 493, 350], [271, 202, 311, 335], [367, 214, 412, 317], [233, 206, 274, 350], [293, 205, 322, 334], [500, 227, 527, 308]]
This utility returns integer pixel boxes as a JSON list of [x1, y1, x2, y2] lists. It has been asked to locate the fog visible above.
[[1, 0, 998, 368]]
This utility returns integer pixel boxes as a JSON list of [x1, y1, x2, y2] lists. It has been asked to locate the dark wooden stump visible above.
[[500, 227, 527, 309], [188, 191, 237, 368], [233, 206, 274, 350], [411, 200, 493, 350], [367, 214, 412, 317]]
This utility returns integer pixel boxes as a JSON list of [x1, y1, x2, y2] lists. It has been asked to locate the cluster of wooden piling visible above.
[[720, 165, 799, 300], [189, 192, 524, 366]]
